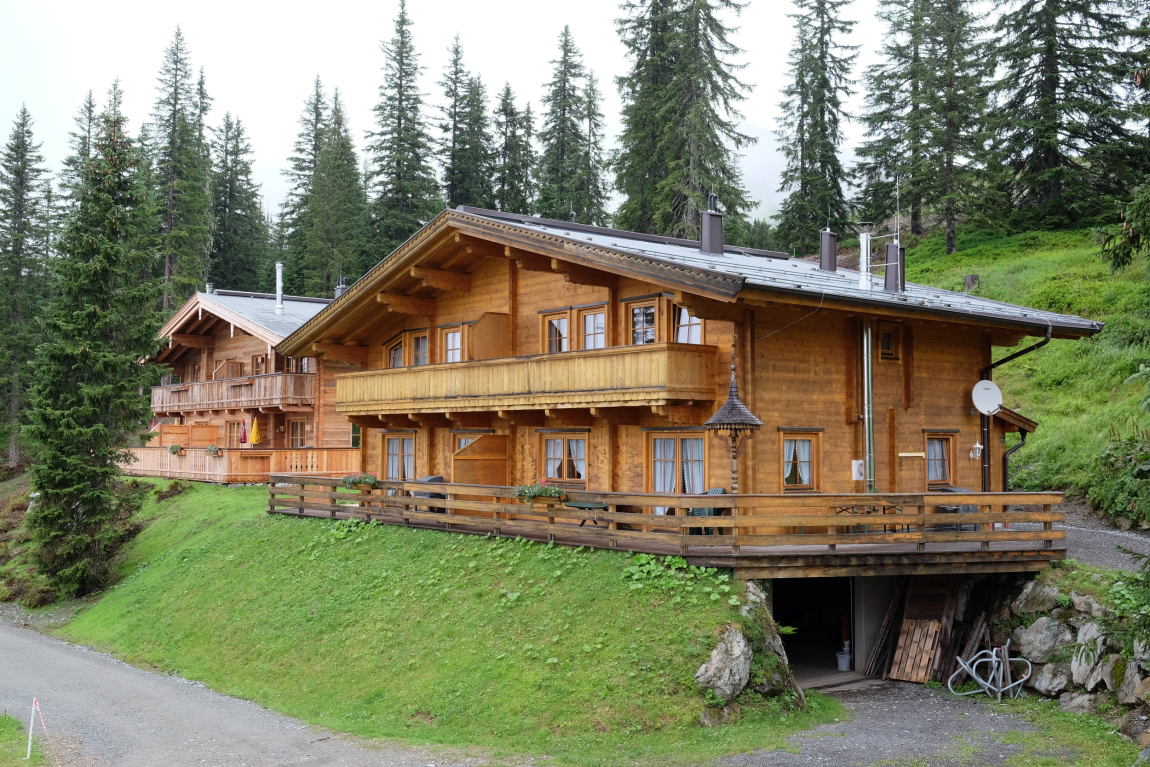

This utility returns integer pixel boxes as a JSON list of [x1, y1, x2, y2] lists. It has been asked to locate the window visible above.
[[190, 364, 201, 382], [285, 357, 313, 373], [650, 435, 706, 514], [289, 421, 306, 448], [542, 436, 587, 485], [631, 302, 657, 345], [580, 309, 606, 349], [457, 436, 475, 451], [385, 436, 415, 482], [674, 307, 702, 344], [412, 335, 428, 366], [226, 421, 242, 448], [927, 437, 952, 484], [879, 322, 901, 361], [388, 342, 403, 369], [782, 437, 815, 490], [350, 423, 361, 449], [443, 330, 462, 363], [545, 314, 569, 353], [251, 355, 266, 375]]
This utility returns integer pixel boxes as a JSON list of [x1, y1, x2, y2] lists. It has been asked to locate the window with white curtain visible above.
[[542, 436, 587, 485], [927, 437, 951, 483], [782, 436, 815, 490], [674, 307, 702, 344], [386, 436, 414, 482], [651, 435, 706, 514]]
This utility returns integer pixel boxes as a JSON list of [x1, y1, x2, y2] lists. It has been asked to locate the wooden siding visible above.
[[336, 343, 718, 415], [151, 373, 315, 413]]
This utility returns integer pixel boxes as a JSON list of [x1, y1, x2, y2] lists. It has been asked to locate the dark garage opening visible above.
[[772, 576, 853, 684]]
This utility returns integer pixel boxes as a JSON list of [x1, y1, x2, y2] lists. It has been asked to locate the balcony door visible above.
[[648, 435, 706, 514]]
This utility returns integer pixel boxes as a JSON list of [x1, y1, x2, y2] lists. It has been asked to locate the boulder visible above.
[[1136, 640, 1150, 672], [1118, 662, 1144, 705], [1071, 622, 1105, 686], [1011, 625, 1028, 647], [1017, 617, 1075, 663], [1023, 663, 1042, 689], [1136, 747, 1150, 767], [1013, 580, 1061, 616], [1134, 676, 1150, 703], [1117, 516, 1133, 531], [1089, 654, 1121, 693], [695, 624, 753, 703], [753, 665, 787, 697], [1102, 654, 1128, 692], [699, 702, 741, 727], [1032, 662, 1072, 696], [740, 580, 769, 617], [1059, 691, 1101, 714], [1070, 592, 1105, 618]]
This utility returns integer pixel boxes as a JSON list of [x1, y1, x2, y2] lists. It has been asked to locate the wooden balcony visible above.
[[151, 373, 315, 415], [124, 447, 360, 484], [268, 477, 1066, 579], [335, 343, 718, 415]]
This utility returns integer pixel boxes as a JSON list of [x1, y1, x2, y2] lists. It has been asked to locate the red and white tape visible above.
[[25, 698, 62, 766]]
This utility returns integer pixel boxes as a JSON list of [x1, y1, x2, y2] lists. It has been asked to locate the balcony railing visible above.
[[268, 476, 1066, 578], [335, 342, 718, 415], [151, 372, 315, 414], [123, 447, 360, 483]]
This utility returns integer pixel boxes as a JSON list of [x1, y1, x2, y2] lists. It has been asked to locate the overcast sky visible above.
[[0, 0, 890, 221]]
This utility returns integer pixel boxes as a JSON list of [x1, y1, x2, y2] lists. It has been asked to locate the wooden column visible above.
[[743, 312, 755, 494], [508, 260, 519, 356]]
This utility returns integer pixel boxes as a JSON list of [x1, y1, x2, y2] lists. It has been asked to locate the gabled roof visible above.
[[159, 290, 331, 347]]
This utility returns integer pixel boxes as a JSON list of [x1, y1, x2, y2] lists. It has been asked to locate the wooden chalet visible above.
[[125, 287, 360, 483], [263, 205, 1100, 676]]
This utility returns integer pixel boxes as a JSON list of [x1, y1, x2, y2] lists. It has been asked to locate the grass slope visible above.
[[905, 229, 1150, 492], [0, 715, 43, 767], [58, 480, 840, 765]]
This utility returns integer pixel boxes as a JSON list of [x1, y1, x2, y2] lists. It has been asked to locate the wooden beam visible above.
[[498, 409, 545, 426], [410, 266, 472, 293], [310, 343, 367, 363], [545, 408, 595, 427], [510, 247, 553, 272], [170, 333, 215, 348], [590, 407, 644, 426], [408, 412, 453, 428], [446, 412, 493, 428], [551, 258, 618, 288], [657, 405, 707, 425], [670, 291, 747, 322], [376, 293, 436, 315]]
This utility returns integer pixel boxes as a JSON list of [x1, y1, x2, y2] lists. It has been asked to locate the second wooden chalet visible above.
[[127, 280, 360, 483]]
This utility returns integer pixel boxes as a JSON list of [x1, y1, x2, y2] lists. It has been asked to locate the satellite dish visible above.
[[972, 380, 1003, 416]]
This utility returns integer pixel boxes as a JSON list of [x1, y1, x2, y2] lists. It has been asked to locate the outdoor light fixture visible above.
[[970, 441, 983, 460]]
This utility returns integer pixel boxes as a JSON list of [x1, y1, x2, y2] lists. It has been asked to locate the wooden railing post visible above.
[[916, 506, 925, 551], [1042, 503, 1053, 549], [980, 505, 991, 550]]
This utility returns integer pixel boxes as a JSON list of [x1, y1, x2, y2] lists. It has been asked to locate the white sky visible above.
[[0, 0, 889, 221]]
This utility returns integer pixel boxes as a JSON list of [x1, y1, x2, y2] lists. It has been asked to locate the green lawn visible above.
[[0, 715, 43, 767], [905, 229, 1150, 493], [57, 479, 841, 765]]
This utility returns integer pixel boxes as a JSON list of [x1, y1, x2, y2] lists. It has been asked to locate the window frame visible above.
[[288, 420, 307, 449], [350, 422, 361, 449], [629, 299, 659, 346], [879, 321, 901, 361], [542, 312, 570, 353], [251, 354, 266, 376], [577, 306, 607, 350], [441, 327, 464, 363], [672, 306, 704, 344], [643, 432, 710, 501], [539, 434, 589, 488], [778, 431, 820, 492], [384, 435, 416, 482], [226, 421, 242, 448], [388, 341, 404, 369], [410, 333, 429, 367], [925, 434, 955, 487]]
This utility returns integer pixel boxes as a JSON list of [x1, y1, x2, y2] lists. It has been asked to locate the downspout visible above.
[[978, 325, 1052, 491], [1002, 429, 1028, 492], [858, 230, 877, 493]]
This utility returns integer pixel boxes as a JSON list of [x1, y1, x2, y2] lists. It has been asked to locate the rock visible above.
[[1032, 662, 1072, 696], [1135, 747, 1150, 766], [1070, 592, 1105, 617], [1136, 640, 1150, 672], [1135, 676, 1150, 703], [1024, 663, 1043, 689], [1017, 617, 1075, 663], [740, 580, 769, 618], [753, 665, 786, 697], [1011, 625, 1028, 647], [695, 624, 753, 703], [1059, 691, 1101, 714], [1119, 710, 1148, 742], [699, 702, 741, 727], [1118, 662, 1144, 705], [1013, 580, 1061, 615], [1072, 622, 1105, 686], [1102, 654, 1128, 692], [1118, 516, 1134, 531]]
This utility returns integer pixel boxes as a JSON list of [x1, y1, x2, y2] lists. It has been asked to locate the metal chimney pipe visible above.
[[275, 262, 284, 315], [334, 277, 348, 299], [819, 230, 837, 271], [861, 319, 877, 493], [700, 194, 724, 254], [858, 231, 873, 291], [883, 243, 906, 292], [205, 283, 213, 295]]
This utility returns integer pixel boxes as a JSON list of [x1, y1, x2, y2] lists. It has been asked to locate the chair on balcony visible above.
[[687, 487, 726, 536]]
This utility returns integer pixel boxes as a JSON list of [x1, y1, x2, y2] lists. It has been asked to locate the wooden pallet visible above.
[[888, 575, 958, 683], [890, 619, 943, 682]]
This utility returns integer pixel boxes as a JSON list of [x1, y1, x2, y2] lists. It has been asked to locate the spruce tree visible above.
[[60, 91, 97, 209], [302, 92, 370, 296], [281, 77, 329, 296], [573, 72, 610, 225], [537, 26, 588, 220], [493, 85, 536, 214], [0, 106, 50, 467], [853, 0, 931, 233], [775, 0, 858, 257], [210, 113, 266, 291], [366, 0, 442, 254], [456, 76, 495, 208], [993, 0, 1145, 227], [438, 36, 470, 208], [175, 68, 214, 291], [26, 82, 163, 595]]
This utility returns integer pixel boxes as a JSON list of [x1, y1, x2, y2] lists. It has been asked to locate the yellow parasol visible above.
[[249, 416, 261, 446]]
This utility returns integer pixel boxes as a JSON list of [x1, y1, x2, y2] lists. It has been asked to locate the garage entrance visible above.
[[772, 576, 853, 684]]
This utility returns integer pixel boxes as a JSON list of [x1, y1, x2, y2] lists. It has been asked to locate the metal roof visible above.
[[462, 209, 1104, 336], [200, 291, 331, 340]]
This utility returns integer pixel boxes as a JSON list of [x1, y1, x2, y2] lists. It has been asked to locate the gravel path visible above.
[[0, 622, 485, 767]]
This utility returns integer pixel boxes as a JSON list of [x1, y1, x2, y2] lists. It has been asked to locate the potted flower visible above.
[[204, 444, 221, 456], [340, 472, 379, 490], [168, 444, 185, 456], [515, 479, 565, 504]]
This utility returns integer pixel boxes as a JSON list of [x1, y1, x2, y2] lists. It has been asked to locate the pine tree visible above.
[[210, 113, 266, 291], [492, 85, 536, 214], [853, 0, 932, 233], [775, 0, 858, 257], [455, 76, 495, 208], [175, 68, 214, 292], [993, 0, 1145, 227], [924, 0, 992, 252], [573, 72, 610, 225], [26, 82, 163, 595], [537, 26, 588, 220], [0, 106, 51, 467], [438, 36, 470, 207], [60, 91, 97, 209], [281, 77, 330, 296], [302, 92, 370, 296], [366, 0, 443, 254], [614, 0, 679, 233]]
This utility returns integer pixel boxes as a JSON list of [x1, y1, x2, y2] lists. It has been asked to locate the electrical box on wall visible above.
[[851, 460, 865, 481]]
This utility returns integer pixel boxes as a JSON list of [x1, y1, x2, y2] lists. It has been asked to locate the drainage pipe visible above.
[[862, 319, 876, 493], [1002, 429, 1028, 492], [978, 326, 1052, 491]]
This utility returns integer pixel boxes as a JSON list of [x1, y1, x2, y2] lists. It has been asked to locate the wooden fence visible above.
[[151, 372, 315, 414], [124, 448, 360, 483], [268, 475, 1065, 567]]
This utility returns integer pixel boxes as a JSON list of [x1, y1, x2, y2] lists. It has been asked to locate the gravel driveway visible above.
[[0, 622, 484, 767]]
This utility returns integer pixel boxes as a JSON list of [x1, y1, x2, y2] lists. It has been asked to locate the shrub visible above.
[[339, 472, 379, 489], [1086, 426, 1150, 523], [154, 479, 191, 502]]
